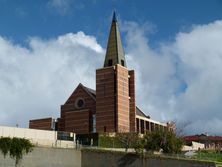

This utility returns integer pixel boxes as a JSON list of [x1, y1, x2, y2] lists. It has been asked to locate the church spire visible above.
[[104, 12, 127, 67], [112, 11, 117, 22]]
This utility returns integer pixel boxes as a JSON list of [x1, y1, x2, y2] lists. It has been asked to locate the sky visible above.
[[0, 0, 222, 135]]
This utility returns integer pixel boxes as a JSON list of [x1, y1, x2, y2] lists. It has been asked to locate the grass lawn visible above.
[[194, 150, 222, 163]]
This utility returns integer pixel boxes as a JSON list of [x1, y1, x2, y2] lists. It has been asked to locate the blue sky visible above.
[[1, 0, 222, 47], [1, 0, 222, 135]]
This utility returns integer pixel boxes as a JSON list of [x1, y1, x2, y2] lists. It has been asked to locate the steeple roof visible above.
[[104, 12, 127, 67]]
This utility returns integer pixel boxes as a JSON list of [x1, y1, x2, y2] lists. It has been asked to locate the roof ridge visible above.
[[79, 84, 96, 101], [136, 106, 150, 119]]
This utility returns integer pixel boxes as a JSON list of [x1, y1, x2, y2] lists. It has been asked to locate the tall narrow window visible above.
[[146, 121, 149, 132], [108, 59, 112, 66], [136, 118, 139, 133], [128, 77, 131, 97], [92, 115, 96, 133], [114, 73, 116, 94], [121, 60, 124, 66], [140, 120, 144, 134], [151, 123, 154, 131]]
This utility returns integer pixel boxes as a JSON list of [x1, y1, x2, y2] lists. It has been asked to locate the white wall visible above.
[[192, 141, 204, 150], [182, 141, 205, 151], [0, 125, 75, 148]]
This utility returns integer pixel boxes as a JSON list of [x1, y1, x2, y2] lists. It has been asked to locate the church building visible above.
[[29, 13, 173, 134]]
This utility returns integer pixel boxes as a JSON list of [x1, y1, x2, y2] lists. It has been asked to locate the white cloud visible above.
[[124, 20, 222, 135], [0, 32, 104, 127], [1, 19, 222, 135], [172, 21, 222, 134]]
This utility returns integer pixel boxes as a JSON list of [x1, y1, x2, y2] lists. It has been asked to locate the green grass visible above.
[[98, 135, 125, 148], [194, 150, 222, 163]]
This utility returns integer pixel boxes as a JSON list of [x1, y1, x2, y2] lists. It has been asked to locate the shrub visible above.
[[0, 137, 34, 166], [116, 132, 139, 152], [0, 137, 11, 157], [144, 130, 184, 154]]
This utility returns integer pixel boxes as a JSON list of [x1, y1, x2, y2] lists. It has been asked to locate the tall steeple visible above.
[[104, 12, 127, 67]]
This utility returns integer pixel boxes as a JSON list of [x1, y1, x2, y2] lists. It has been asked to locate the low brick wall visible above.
[[82, 149, 216, 167], [0, 147, 81, 167]]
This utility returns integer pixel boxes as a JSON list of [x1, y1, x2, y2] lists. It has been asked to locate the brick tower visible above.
[[96, 12, 136, 133]]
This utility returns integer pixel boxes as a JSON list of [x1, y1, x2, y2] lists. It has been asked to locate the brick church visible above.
[[29, 13, 173, 134]]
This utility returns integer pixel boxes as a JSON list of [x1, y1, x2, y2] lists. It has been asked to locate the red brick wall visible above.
[[96, 67, 116, 133], [57, 118, 65, 131], [64, 110, 89, 134], [29, 117, 53, 130], [129, 70, 136, 132], [60, 84, 96, 133], [96, 65, 133, 133], [116, 65, 130, 132]]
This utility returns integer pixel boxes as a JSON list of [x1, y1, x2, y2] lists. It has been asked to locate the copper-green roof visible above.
[[104, 12, 127, 68]]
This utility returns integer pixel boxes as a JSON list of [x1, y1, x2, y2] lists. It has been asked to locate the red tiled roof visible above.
[[184, 135, 200, 141], [184, 135, 222, 142], [208, 136, 222, 141]]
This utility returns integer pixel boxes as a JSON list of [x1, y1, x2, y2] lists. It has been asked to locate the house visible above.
[[184, 134, 222, 149]]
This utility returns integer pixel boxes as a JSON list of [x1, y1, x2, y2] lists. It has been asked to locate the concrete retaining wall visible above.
[[0, 147, 81, 167], [82, 149, 216, 167], [0, 147, 217, 167]]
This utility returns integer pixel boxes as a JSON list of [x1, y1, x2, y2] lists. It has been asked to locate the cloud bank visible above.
[[0, 32, 103, 127], [0, 20, 222, 135], [124, 20, 222, 135]]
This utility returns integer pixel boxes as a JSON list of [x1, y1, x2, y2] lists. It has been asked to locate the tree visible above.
[[173, 120, 190, 137], [144, 130, 184, 154], [162, 131, 184, 154], [116, 132, 139, 152], [0, 137, 34, 166], [132, 137, 145, 154]]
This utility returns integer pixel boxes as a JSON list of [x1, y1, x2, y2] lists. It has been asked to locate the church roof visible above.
[[103, 12, 127, 68], [83, 85, 96, 97], [136, 107, 150, 119], [82, 85, 96, 98], [83, 84, 150, 119]]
